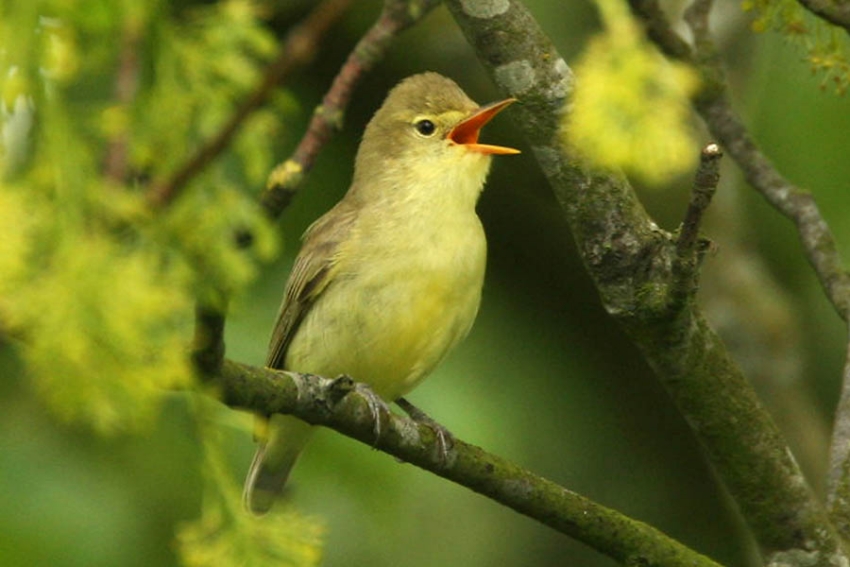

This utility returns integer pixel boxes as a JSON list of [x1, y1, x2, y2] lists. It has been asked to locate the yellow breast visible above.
[[285, 210, 486, 400]]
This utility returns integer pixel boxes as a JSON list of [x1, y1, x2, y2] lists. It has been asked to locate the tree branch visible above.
[[793, 0, 850, 35], [260, 0, 442, 219], [670, 143, 722, 311], [686, 1, 850, 323], [146, 0, 353, 209], [211, 359, 722, 567], [828, 321, 850, 540], [628, 0, 850, 323], [629, 0, 850, 546], [445, 0, 844, 563], [103, 15, 142, 184], [192, 300, 227, 375]]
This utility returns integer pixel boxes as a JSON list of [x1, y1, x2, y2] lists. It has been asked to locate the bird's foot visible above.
[[396, 397, 454, 465], [327, 375, 391, 446]]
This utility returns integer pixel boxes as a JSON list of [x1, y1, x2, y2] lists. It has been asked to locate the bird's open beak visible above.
[[448, 98, 521, 155]]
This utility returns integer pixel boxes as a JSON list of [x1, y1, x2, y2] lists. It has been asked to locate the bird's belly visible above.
[[285, 236, 485, 401]]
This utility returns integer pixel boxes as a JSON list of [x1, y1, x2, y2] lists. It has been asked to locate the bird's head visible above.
[[353, 73, 519, 199]]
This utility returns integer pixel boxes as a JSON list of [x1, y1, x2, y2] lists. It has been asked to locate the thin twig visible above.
[[676, 144, 722, 257], [627, 0, 694, 61], [692, 99, 850, 322], [103, 17, 142, 184], [260, 0, 442, 219], [670, 143, 722, 309], [192, 301, 227, 375], [146, 0, 353, 209], [214, 359, 723, 567]]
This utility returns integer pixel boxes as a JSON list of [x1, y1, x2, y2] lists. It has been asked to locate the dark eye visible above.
[[414, 119, 436, 136]]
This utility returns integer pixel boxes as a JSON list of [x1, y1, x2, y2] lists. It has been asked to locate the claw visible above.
[[396, 397, 454, 466], [327, 375, 391, 446], [354, 382, 391, 445]]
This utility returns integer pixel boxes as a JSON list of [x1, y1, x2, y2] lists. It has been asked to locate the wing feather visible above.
[[265, 199, 358, 369]]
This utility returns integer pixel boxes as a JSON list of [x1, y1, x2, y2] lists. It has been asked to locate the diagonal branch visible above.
[[793, 0, 850, 34], [445, 0, 845, 563], [146, 0, 353, 209], [685, 0, 850, 323], [212, 359, 723, 567], [260, 0, 442, 219], [103, 15, 142, 184]]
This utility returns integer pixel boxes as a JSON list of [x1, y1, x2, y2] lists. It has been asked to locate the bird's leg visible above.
[[326, 375, 391, 446], [395, 397, 454, 464]]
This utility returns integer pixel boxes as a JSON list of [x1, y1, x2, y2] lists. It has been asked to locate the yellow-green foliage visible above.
[[744, 0, 850, 92], [158, 183, 277, 301], [0, 0, 285, 436], [0, 188, 31, 306], [563, 0, 699, 186], [11, 228, 194, 433], [177, 421, 325, 567], [0, 1, 300, 560], [135, 0, 283, 181]]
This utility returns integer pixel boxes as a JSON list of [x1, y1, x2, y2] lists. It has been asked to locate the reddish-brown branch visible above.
[[260, 0, 442, 219], [103, 18, 142, 184]]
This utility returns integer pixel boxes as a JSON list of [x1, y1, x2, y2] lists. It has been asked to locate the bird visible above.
[[243, 72, 519, 514]]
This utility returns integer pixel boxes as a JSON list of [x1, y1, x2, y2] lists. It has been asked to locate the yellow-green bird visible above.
[[243, 72, 519, 514]]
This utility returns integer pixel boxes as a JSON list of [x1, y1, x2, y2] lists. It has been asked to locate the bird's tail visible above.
[[242, 415, 314, 515]]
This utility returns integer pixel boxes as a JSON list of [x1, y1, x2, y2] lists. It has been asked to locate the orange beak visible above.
[[448, 98, 521, 155]]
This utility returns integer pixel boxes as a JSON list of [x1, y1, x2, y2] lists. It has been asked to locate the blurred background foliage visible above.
[[1, 0, 849, 566]]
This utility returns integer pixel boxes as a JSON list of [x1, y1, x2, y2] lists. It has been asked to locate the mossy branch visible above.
[[445, 0, 845, 563], [210, 359, 722, 567], [669, 144, 722, 312], [629, 0, 850, 546], [829, 329, 850, 538]]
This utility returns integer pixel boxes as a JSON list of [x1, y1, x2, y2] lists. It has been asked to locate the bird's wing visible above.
[[265, 199, 358, 369]]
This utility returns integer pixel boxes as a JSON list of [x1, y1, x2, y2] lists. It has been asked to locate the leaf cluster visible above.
[[743, 0, 850, 91], [0, 0, 282, 435], [564, 0, 700, 186]]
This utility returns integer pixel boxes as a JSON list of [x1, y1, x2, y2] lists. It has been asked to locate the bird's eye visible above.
[[414, 119, 436, 137]]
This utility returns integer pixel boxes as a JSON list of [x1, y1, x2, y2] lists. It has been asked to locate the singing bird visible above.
[[243, 72, 519, 514]]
